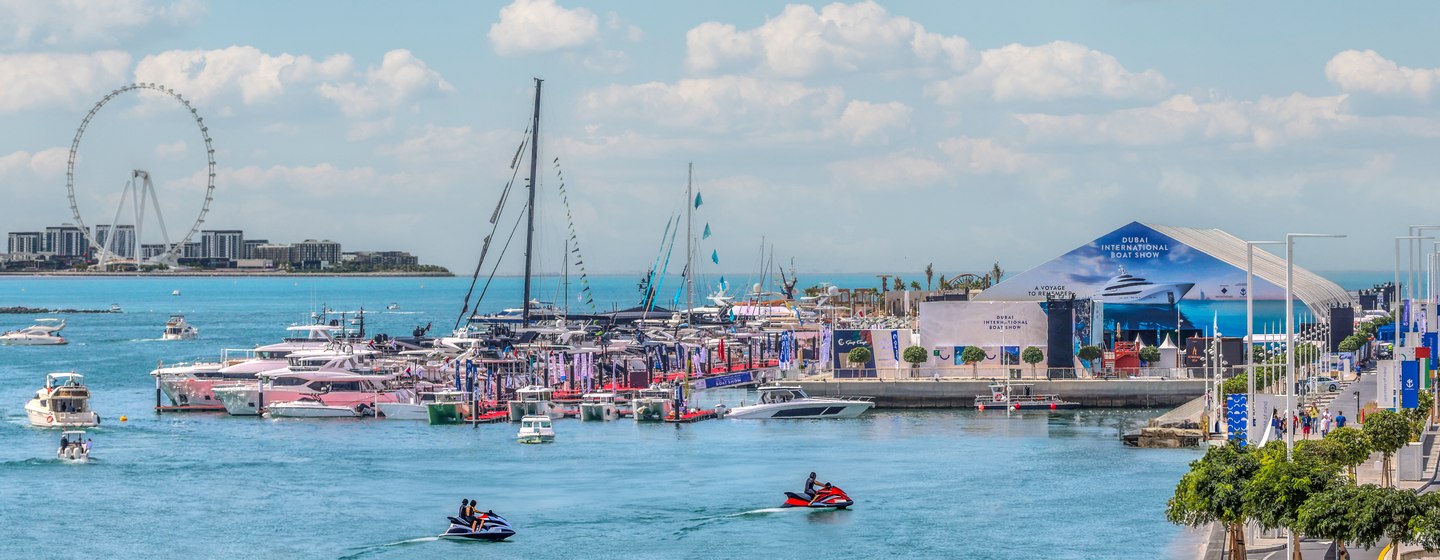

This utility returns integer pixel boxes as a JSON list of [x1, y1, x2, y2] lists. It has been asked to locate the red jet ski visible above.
[[782, 485, 853, 509]]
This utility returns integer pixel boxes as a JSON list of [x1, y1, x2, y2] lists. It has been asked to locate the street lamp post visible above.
[[1246, 240, 1282, 440], [1397, 236, 1433, 350], [1285, 233, 1345, 466]]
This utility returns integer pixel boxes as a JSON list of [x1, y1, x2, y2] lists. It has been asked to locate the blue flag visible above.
[[711, 250, 718, 264], [703, 223, 711, 239], [694, 192, 703, 208]]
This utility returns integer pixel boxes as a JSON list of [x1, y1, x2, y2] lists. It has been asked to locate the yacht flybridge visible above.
[[162, 314, 199, 340], [1, 318, 67, 345], [25, 373, 100, 427]]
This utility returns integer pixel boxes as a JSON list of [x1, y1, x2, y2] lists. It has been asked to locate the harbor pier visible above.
[[797, 378, 1207, 408]]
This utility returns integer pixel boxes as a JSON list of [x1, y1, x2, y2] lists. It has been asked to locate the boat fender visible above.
[[1050, 403, 1057, 410], [977, 404, 985, 411], [343, 344, 353, 353]]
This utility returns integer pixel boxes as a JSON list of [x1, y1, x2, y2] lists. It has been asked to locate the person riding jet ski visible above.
[[803, 472, 826, 501]]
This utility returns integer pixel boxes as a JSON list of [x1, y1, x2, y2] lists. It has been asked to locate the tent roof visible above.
[[1143, 223, 1355, 317]]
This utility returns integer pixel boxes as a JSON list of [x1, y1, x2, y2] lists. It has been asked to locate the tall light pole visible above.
[[1285, 233, 1345, 461], [1246, 240, 1283, 440], [1397, 236, 1432, 349], [1408, 226, 1440, 341], [1283, 233, 1344, 560]]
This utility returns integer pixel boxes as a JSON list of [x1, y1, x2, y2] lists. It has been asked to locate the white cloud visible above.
[[0, 0, 203, 49], [927, 41, 1168, 103], [1326, 49, 1440, 99], [346, 118, 394, 141], [317, 49, 453, 117], [489, 0, 600, 56], [154, 140, 187, 159], [0, 51, 131, 112], [580, 76, 844, 135], [831, 100, 910, 144], [379, 125, 509, 164], [685, 1, 969, 77], [134, 46, 352, 106], [1017, 93, 1353, 149], [0, 147, 69, 179], [936, 136, 1035, 174], [826, 152, 949, 190]]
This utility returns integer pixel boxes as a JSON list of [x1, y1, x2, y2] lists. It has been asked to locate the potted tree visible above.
[[960, 346, 987, 378], [902, 345, 928, 378], [846, 347, 872, 377], [1077, 345, 1104, 377], [1138, 345, 1161, 367], [1021, 346, 1044, 377]]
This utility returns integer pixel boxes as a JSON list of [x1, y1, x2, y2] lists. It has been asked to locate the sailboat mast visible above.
[[686, 162, 694, 325], [522, 78, 543, 328]]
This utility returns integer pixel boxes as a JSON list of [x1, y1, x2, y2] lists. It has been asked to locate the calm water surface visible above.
[[0, 276, 1202, 559]]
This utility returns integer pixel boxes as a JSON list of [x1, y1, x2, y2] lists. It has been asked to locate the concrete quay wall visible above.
[[797, 379, 1208, 408]]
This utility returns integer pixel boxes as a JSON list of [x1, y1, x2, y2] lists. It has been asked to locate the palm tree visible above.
[[990, 262, 1004, 284], [924, 263, 934, 290]]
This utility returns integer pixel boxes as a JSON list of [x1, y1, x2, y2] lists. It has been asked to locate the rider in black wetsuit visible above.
[[804, 472, 821, 498]]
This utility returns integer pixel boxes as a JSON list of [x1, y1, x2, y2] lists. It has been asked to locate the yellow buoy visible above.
[[119, 415, 128, 422]]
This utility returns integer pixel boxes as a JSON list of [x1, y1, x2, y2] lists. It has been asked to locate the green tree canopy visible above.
[[1318, 426, 1372, 481], [1364, 409, 1413, 487], [1021, 346, 1045, 365], [1138, 345, 1161, 363], [1349, 484, 1422, 555], [1244, 441, 1342, 544], [1077, 345, 1103, 362], [1167, 442, 1259, 559], [846, 347, 872, 366], [960, 346, 987, 365], [1297, 483, 1364, 559], [902, 346, 928, 366]]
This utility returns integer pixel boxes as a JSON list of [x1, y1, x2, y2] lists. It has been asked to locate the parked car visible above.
[[1307, 376, 1340, 392]]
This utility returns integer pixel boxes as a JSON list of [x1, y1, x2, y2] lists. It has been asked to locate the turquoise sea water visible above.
[[3, 276, 1209, 558]]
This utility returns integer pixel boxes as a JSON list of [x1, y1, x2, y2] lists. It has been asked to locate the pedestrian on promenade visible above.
[[1336, 411, 1347, 428], [1301, 412, 1312, 439], [1320, 410, 1331, 437]]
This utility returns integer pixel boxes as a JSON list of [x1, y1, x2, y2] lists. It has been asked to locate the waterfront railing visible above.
[[824, 365, 1229, 381]]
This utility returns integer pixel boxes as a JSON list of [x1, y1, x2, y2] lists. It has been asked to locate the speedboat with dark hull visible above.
[[441, 514, 516, 541]]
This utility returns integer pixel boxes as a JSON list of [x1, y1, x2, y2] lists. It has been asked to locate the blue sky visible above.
[[2, 1, 1439, 278]]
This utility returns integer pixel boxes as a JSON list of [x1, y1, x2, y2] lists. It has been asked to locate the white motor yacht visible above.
[[506, 385, 559, 422], [725, 386, 873, 420], [631, 384, 671, 422], [1093, 267, 1194, 305], [379, 390, 466, 420], [25, 372, 100, 427], [266, 397, 373, 418], [1, 318, 67, 345], [57, 430, 91, 462], [162, 314, 199, 340], [515, 415, 555, 444], [150, 325, 349, 408], [579, 392, 619, 421], [214, 360, 396, 416]]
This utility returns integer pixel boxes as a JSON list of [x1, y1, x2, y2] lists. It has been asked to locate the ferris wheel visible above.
[[65, 83, 216, 266]]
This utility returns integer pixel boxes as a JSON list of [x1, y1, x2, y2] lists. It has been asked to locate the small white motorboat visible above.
[[171, 289, 182, 296], [57, 430, 91, 462], [25, 372, 100, 427], [579, 392, 620, 421], [1, 318, 67, 345], [109, 303, 123, 313], [267, 397, 372, 418], [725, 386, 874, 420], [631, 384, 671, 422], [162, 314, 199, 340], [506, 385, 559, 421], [386, 303, 400, 310], [516, 415, 555, 444], [379, 390, 466, 420]]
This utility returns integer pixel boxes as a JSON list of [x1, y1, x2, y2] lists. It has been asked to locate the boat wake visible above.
[[672, 507, 788, 538], [337, 536, 439, 559], [383, 311, 423, 315]]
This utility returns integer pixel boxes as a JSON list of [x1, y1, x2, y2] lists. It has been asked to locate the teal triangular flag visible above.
[[703, 224, 711, 239], [711, 250, 718, 264], [694, 192, 703, 208]]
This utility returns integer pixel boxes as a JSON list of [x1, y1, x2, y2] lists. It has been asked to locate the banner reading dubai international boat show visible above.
[[917, 301, 1048, 368], [977, 221, 1287, 303]]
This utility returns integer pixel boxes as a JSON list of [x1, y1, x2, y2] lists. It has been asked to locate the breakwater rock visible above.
[[0, 306, 117, 314]]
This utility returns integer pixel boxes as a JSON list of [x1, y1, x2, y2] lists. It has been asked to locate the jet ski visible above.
[[782, 485, 853, 509], [440, 513, 516, 541]]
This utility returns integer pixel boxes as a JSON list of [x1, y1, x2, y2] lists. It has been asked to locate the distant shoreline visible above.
[[0, 271, 455, 278]]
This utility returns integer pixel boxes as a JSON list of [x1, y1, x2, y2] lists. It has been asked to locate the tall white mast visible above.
[[686, 162, 694, 325]]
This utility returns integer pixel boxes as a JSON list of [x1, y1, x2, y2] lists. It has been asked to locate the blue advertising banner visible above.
[[1226, 393, 1248, 446], [1402, 360, 1420, 409], [695, 371, 755, 390], [890, 330, 900, 362]]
